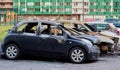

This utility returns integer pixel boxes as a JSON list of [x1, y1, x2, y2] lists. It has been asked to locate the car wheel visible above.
[[4, 44, 20, 60], [69, 47, 86, 63]]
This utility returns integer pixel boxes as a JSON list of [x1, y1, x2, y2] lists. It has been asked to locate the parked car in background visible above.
[[85, 22, 120, 51], [104, 18, 120, 36], [58, 20, 114, 54], [0, 20, 100, 63]]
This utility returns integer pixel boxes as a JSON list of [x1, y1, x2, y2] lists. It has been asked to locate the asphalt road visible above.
[[0, 55, 119, 70]]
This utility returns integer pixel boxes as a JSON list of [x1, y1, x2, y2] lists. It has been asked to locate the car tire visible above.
[[4, 44, 20, 60], [68, 47, 86, 63]]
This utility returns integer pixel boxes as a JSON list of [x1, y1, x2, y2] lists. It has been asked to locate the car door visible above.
[[37, 24, 66, 57], [17, 22, 39, 52]]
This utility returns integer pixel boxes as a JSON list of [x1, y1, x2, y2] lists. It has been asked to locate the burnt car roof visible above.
[[86, 22, 108, 24], [16, 20, 61, 27], [57, 20, 85, 24]]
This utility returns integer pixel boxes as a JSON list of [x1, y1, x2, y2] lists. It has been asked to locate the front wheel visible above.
[[68, 47, 86, 63], [4, 44, 20, 60]]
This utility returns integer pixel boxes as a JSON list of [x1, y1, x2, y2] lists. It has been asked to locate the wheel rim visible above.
[[6, 46, 18, 59], [71, 49, 84, 63]]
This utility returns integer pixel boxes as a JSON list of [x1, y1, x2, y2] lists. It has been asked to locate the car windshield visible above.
[[105, 19, 119, 22], [86, 23, 110, 31], [60, 25, 80, 36]]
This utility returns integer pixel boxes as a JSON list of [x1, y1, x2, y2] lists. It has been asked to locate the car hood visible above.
[[75, 35, 100, 44], [100, 31, 119, 38], [94, 35, 114, 44]]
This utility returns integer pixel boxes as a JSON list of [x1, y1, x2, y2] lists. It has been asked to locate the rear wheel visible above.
[[68, 47, 86, 63], [4, 44, 20, 60]]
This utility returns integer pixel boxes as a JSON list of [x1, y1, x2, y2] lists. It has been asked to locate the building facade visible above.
[[13, 0, 90, 21], [0, 0, 13, 22], [89, 0, 120, 19], [12, 0, 120, 21]]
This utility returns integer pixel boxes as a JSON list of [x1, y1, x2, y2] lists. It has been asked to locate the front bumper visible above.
[[87, 45, 100, 60], [0, 43, 5, 55], [87, 52, 100, 60]]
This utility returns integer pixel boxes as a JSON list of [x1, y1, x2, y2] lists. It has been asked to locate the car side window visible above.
[[17, 24, 27, 32], [17, 22, 38, 34], [50, 27, 63, 36]]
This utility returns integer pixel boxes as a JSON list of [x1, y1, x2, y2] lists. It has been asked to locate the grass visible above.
[[0, 25, 13, 42]]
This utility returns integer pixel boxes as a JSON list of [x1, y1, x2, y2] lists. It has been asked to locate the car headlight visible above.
[[81, 39, 96, 52], [81, 39, 93, 47]]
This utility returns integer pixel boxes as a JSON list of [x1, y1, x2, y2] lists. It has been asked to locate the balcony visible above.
[[96, 12, 104, 15], [104, 0, 111, 2], [104, 6, 111, 9], [65, 12, 72, 14], [89, 0, 97, 2], [89, 5, 97, 9], [33, 12, 41, 14], [97, 6, 105, 9], [113, 6, 120, 9], [26, 6, 33, 8], [0, 0, 13, 3], [65, 5, 72, 8], [0, 6, 13, 8], [89, 12, 97, 15], [113, 12, 120, 15], [113, 0, 120, 2], [104, 12, 111, 15]]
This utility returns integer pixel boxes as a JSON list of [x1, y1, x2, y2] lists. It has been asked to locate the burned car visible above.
[[85, 22, 120, 51], [57, 20, 115, 54], [0, 20, 100, 63]]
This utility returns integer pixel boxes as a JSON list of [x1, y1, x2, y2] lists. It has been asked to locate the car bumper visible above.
[[87, 45, 100, 60], [0, 43, 4, 55], [87, 52, 100, 60]]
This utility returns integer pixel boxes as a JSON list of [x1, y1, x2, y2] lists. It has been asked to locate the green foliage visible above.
[[0, 26, 13, 42]]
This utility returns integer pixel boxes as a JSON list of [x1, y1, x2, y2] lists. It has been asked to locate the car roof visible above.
[[86, 22, 108, 24], [57, 20, 85, 24], [16, 20, 61, 27]]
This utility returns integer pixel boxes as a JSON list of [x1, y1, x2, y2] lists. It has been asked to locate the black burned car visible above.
[[0, 20, 100, 63]]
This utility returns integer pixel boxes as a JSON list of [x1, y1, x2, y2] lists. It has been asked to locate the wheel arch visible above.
[[3, 41, 21, 52], [66, 46, 88, 58]]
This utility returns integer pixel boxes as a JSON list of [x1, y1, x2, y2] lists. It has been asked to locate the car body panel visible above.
[[0, 20, 100, 61]]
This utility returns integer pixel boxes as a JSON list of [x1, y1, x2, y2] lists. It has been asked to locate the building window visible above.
[[52, 2, 56, 6], [43, 2, 51, 6], [21, 8, 27, 12], [27, 8, 34, 12], [65, 8, 71, 12], [65, 2, 71, 6], [74, 9, 78, 13], [35, 2, 40, 6], [58, 2, 64, 6], [58, 9, 64, 12], [84, 9, 88, 12], [84, 2, 88, 6], [51, 9, 56, 12], [106, 9, 111, 12], [1, 3, 5, 6], [74, 2, 78, 6], [21, 2, 25, 6], [90, 9, 94, 12], [90, 2, 94, 5], [114, 9, 118, 12], [35, 8, 40, 12], [42, 9, 50, 12], [106, 2, 110, 6], [27, 2, 34, 6]]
